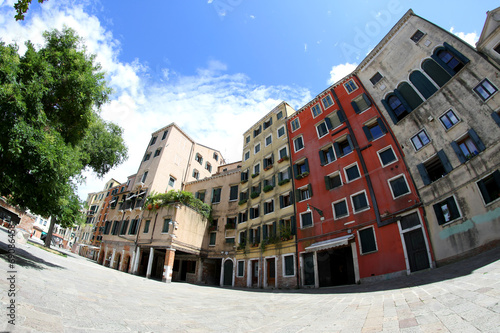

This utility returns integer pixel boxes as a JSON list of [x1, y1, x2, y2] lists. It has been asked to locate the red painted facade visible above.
[[287, 75, 433, 287]]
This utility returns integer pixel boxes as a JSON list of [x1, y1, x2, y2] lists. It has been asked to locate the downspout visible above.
[[181, 141, 196, 191], [330, 88, 382, 227]]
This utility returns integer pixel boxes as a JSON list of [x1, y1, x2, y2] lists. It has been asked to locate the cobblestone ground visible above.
[[1, 227, 499, 333]]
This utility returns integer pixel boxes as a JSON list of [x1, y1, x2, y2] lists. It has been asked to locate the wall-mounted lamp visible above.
[[306, 204, 325, 221]]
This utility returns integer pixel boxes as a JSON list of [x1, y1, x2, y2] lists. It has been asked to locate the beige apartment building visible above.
[[356, 9, 500, 265], [235, 102, 298, 289]]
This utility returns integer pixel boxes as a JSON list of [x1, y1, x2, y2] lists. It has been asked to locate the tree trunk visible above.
[[44, 217, 56, 248]]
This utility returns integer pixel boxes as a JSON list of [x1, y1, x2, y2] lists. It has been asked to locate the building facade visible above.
[[356, 9, 500, 265]]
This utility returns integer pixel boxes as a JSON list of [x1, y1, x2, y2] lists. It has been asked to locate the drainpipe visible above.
[[330, 88, 382, 227]]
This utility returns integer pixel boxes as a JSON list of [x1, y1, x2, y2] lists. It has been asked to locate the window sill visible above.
[[439, 217, 464, 227], [353, 206, 370, 214], [334, 214, 349, 220], [360, 249, 378, 256], [301, 225, 314, 230], [484, 197, 500, 207], [392, 192, 411, 200]]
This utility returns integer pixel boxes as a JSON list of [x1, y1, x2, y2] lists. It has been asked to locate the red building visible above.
[[287, 75, 434, 288]]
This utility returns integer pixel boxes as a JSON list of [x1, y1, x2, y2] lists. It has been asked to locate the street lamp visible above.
[[306, 203, 325, 221]]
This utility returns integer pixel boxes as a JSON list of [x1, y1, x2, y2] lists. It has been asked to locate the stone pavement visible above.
[[1, 226, 499, 333]]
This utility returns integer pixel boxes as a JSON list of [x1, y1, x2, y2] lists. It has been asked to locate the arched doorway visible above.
[[223, 260, 233, 286]]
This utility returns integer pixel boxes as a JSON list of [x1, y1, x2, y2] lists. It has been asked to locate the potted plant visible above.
[[250, 191, 260, 199], [278, 179, 290, 186], [263, 185, 274, 193], [251, 173, 259, 178], [238, 199, 248, 205]]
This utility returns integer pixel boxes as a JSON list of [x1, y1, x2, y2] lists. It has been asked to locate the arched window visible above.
[[388, 95, 407, 118], [409, 70, 437, 100], [431, 42, 469, 76], [382, 90, 413, 124], [399, 82, 423, 110], [422, 58, 452, 87]]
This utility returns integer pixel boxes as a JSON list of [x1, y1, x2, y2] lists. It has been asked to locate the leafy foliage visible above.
[[144, 190, 211, 219], [14, 0, 47, 21], [0, 28, 127, 228]]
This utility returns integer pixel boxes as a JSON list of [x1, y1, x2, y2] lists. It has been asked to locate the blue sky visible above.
[[0, 0, 497, 199]]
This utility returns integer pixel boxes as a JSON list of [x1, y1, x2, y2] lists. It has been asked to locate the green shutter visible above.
[[382, 98, 398, 124], [417, 163, 431, 185], [410, 70, 437, 100], [491, 112, 500, 128], [319, 149, 326, 165], [377, 118, 387, 134], [325, 176, 331, 190], [363, 126, 372, 141], [468, 128, 485, 152], [437, 150, 453, 174], [351, 100, 360, 113], [362, 93, 372, 107], [451, 141, 466, 163]]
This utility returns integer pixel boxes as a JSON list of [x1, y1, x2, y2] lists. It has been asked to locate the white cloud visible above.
[[327, 62, 357, 85], [450, 27, 479, 47], [0, 1, 311, 200], [304, 43, 307, 52]]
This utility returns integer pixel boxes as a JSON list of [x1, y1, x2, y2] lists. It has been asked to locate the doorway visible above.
[[317, 246, 355, 287], [303, 252, 315, 286], [266, 258, 276, 287], [223, 260, 233, 286], [251, 260, 259, 287], [400, 212, 430, 272]]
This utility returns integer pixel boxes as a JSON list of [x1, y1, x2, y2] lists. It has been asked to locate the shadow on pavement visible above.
[[203, 245, 500, 295], [0, 242, 65, 271]]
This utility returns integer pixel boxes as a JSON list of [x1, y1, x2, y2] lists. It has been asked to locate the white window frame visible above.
[[250, 205, 259, 220], [332, 198, 349, 220], [357, 225, 378, 255], [297, 185, 311, 202], [326, 171, 343, 190], [322, 95, 334, 109], [377, 145, 398, 167], [293, 136, 305, 153], [344, 162, 361, 183], [300, 210, 314, 229], [264, 199, 274, 215], [320, 144, 336, 166], [209, 232, 216, 247], [316, 121, 329, 139], [344, 79, 358, 94], [311, 103, 322, 118], [277, 125, 286, 138], [282, 253, 296, 277], [244, 150, 250, 161], [254, 142, 261, 154], [410, 129, 431, 152], [278, 145, 288, 160], [351, 190, 370, 214], [291, 118, 300, 132], [253, 163, 261, 175], [168, 176, 176, 187], [265, 134, 273, 147], [388, 174, 411, 199], [476, 171, 500, 206], [438, 109, 461, 131]]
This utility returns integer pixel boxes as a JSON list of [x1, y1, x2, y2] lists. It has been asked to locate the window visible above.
[[277, 111, 283, 120], [244, 150, 250, 161], [238, 210, 248, 224], [495, 43, 500, 54], [389, 175, 411, 199], [168, 176, 176, 187], [278, 168, 291, 183], [129, 219, 139, 235], [279, 146, 288, 159], [311, 104, 322, 118], [410, 30, 425, 43], [378, 146, 397, 167], [351, 93, 372, 113], [294, 159, 309, 178], [325, 172, 342, 190], [351, 191, 369, 213], [422, 58, 452, 88], [162, 219, 171, 233], [149, 136, 157, 146], [212, 188, 222, 204], [316, 122, 329, 138], [333, 199, 349, 219], [239, 190, 248, 201], [195, 153, 203, 164], [192, 169, 199, 180], [263, 118, 272, 130], [344, 79, 358, 93], [120, 220, 129, 235], [265, 134, 272, 146], [417, 150, 452, 185], [205, 162, 212, 172], [474, 78, 498, 101], [213, 153, 218, 161], [334, 135, 353, 158], [254, 143, 261, 154], [410, 70, 438, 99], [209, 232, 216, 246], [477, 171, 500, 205], [250, 205, 260, 219], [237, 260, 245, 277], [264, 200, 274, 214], [226, 217, 237, 229], [263, 155, 274, 169], [300, 211, 313, 228], [104, 221, 111, 234], [297, 185, 312, 201], [433, 196, 461, 225], [344, 163, 361, 182], [140, 171, 148, 183], [291, 118, 300, 132], [277, 126, 285, 138], [283, 254, 295, 277], [195, 190, 205, 202], [293, 136, 304, 152], [143, 153, 151, 162], [411, 129, 431, 151], [439, 109, 460, 130], [279, 192, 293, 208], [327, 111, 345, 130], [452, 129, 485, 162], [254, 125, 262, 137], [370, 72, 383, 85], [384, 94, 410, 123], [228, 185, 238, 201], [322, 95, 334, 109], [363, 118, 387, 141], [359, 227, 377, 254], [245, 135, 250, 145], [253, 163, 260, 175], [154, 148, 161, 157], [143, 220, 150, 233], [241, 169, 249, 182], [319, 145, 335, 166], [251, 182, 261, 195]]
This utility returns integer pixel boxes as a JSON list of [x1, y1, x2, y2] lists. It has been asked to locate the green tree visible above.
[[0, 27, 128, 246], [14, 0, 47, 21]]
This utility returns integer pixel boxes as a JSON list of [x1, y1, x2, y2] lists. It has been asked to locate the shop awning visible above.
[[304, 234, 354, 253]]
